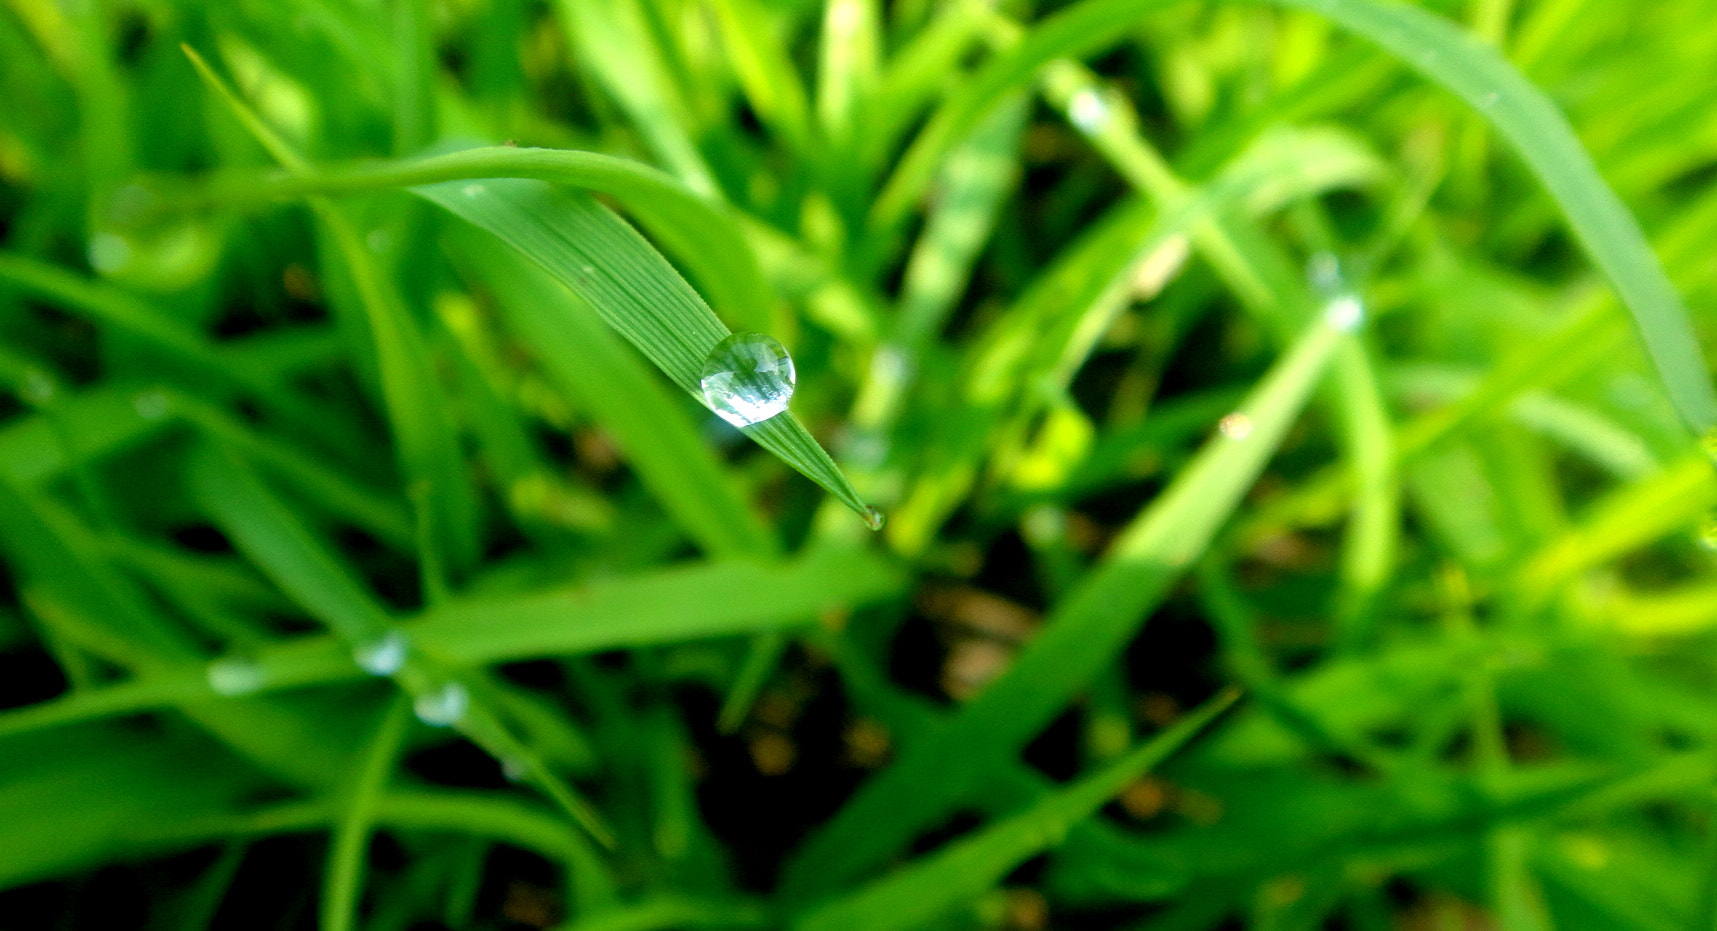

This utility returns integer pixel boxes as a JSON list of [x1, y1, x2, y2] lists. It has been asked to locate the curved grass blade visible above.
[[872, 0, 1716, 435], [416, 176, 876, 523], [177, 146, 773, 336], [792, 690, 1239, 931]]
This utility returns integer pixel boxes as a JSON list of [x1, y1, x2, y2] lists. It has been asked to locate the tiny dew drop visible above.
[[207, 656, 266, 696], [414, 681, 469, 727], [862, 505, 886, 531], [353, 630, 409, 676], [699, 332, 796, 427]]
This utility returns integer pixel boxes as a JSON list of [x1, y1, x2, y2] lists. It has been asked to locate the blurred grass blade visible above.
[[786, 303, 1351, 896], [709, 0, 814, 151], [793, 690, 1239, 931], [184, 44, 483, 575], [416, 176, 876, 523], [874, 0, 1716, 435]]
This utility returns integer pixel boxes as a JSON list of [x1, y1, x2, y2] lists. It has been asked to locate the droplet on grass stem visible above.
[[699, 332, 796, 427], [414, 681, 469, 727], [352, 630, 409, 676], [207, 656, 266, 696]]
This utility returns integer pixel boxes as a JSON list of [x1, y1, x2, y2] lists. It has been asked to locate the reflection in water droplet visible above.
[[207, 656, 266, 696], [1324, 294, 1365, 332], [414, 681, 469, 727], [133, 390, 170, 421], [699, 333, 796, 427], [1219, 413, 1254, 440], [353, 630, 409, 676], [862, 506, 886, 531], [1068, 88, 1111, 135]]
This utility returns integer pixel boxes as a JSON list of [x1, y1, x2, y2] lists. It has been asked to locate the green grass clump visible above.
[[2, 1, 1716, 930]]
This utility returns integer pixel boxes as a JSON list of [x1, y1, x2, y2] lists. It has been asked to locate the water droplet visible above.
[[502, 756, 529, 783], [699, 333, 796, 427], [862, 505, 886, 531], [1307, 252, 1343, 293], [352, 630, 409, 676], [1218, 413, 1254, 440], [1068, 88, 1111, 135], [414, 681, 469, 727], [1479, 91, 1501, 109], [132, 389, 170, 420], [207, 656, 266, 696], [88, 232, 132, 274], [1324, 294, 1365, 332], [19, 368, 57, 405], [462, 183, 486, 198], [1696, 512, 1717, 552]]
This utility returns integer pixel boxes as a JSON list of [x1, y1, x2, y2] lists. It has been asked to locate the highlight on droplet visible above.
[[699, 332, 797, 427]]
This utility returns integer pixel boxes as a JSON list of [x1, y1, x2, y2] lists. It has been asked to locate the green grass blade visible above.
[[416, 176, 876, 523], [448, 230, 772, 558], [785, 302, 1351, 897], [181, 146, 772, 334], [875, 0, 1715, 435], [321, 695, 411, 931], [792, 690, 1239, 931]]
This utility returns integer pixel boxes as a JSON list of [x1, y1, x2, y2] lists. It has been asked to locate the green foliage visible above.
[[1, 0, 1715, 930]]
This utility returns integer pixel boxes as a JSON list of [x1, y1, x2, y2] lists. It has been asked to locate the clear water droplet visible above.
[[1307, 252, 1343, 293], [207, 656, 266, 696], [352, 630, 409, 676], [414, 681, 469, 727], [132, 389, 170, 420], [462, 183, 486, 198], [1219, 413, 1254, 440], [699, 333, 796, 427], [1068, 88, 1111, 135], [1324, 294, 1365, 332], [862, 505, 886, 531]]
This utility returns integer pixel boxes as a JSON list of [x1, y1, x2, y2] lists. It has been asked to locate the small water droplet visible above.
[[207, 656, 266, 696], [1219, 413, 1254, 440], [462, 183, 486, 198], [1068, 88, 1111, 135], [19, 368, 57, 405], [352, 630, 409, 676], [1697, 510, 1717, 553], [88, 232, 132, 274], [502, 756, 529, 782], [414, 681, 469, 727], [699, 333, 796, 427], [1324, 294, 1365, 332], [132, 389, 170, 420], [1479, 91, 1501, 109], [862, 505, 886, 531], [1307, 252, 1343, 293]]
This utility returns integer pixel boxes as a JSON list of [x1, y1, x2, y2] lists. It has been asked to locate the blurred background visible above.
[[3, 0, 1717, 929]]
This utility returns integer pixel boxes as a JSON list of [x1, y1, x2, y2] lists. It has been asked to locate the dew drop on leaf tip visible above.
[[353, 630, 409, 676], [862, 505, 886, 531], [414, 681, 469, 727], [700, 332, 796, 427]]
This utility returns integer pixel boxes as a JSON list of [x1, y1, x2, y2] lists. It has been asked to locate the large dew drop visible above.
[[699, 333, 796, 427]]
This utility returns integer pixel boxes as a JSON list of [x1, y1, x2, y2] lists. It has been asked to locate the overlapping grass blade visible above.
[[872, 0, 1715, 436], [793, 690, 1239, 931], [784, 305, 1352, 896]]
